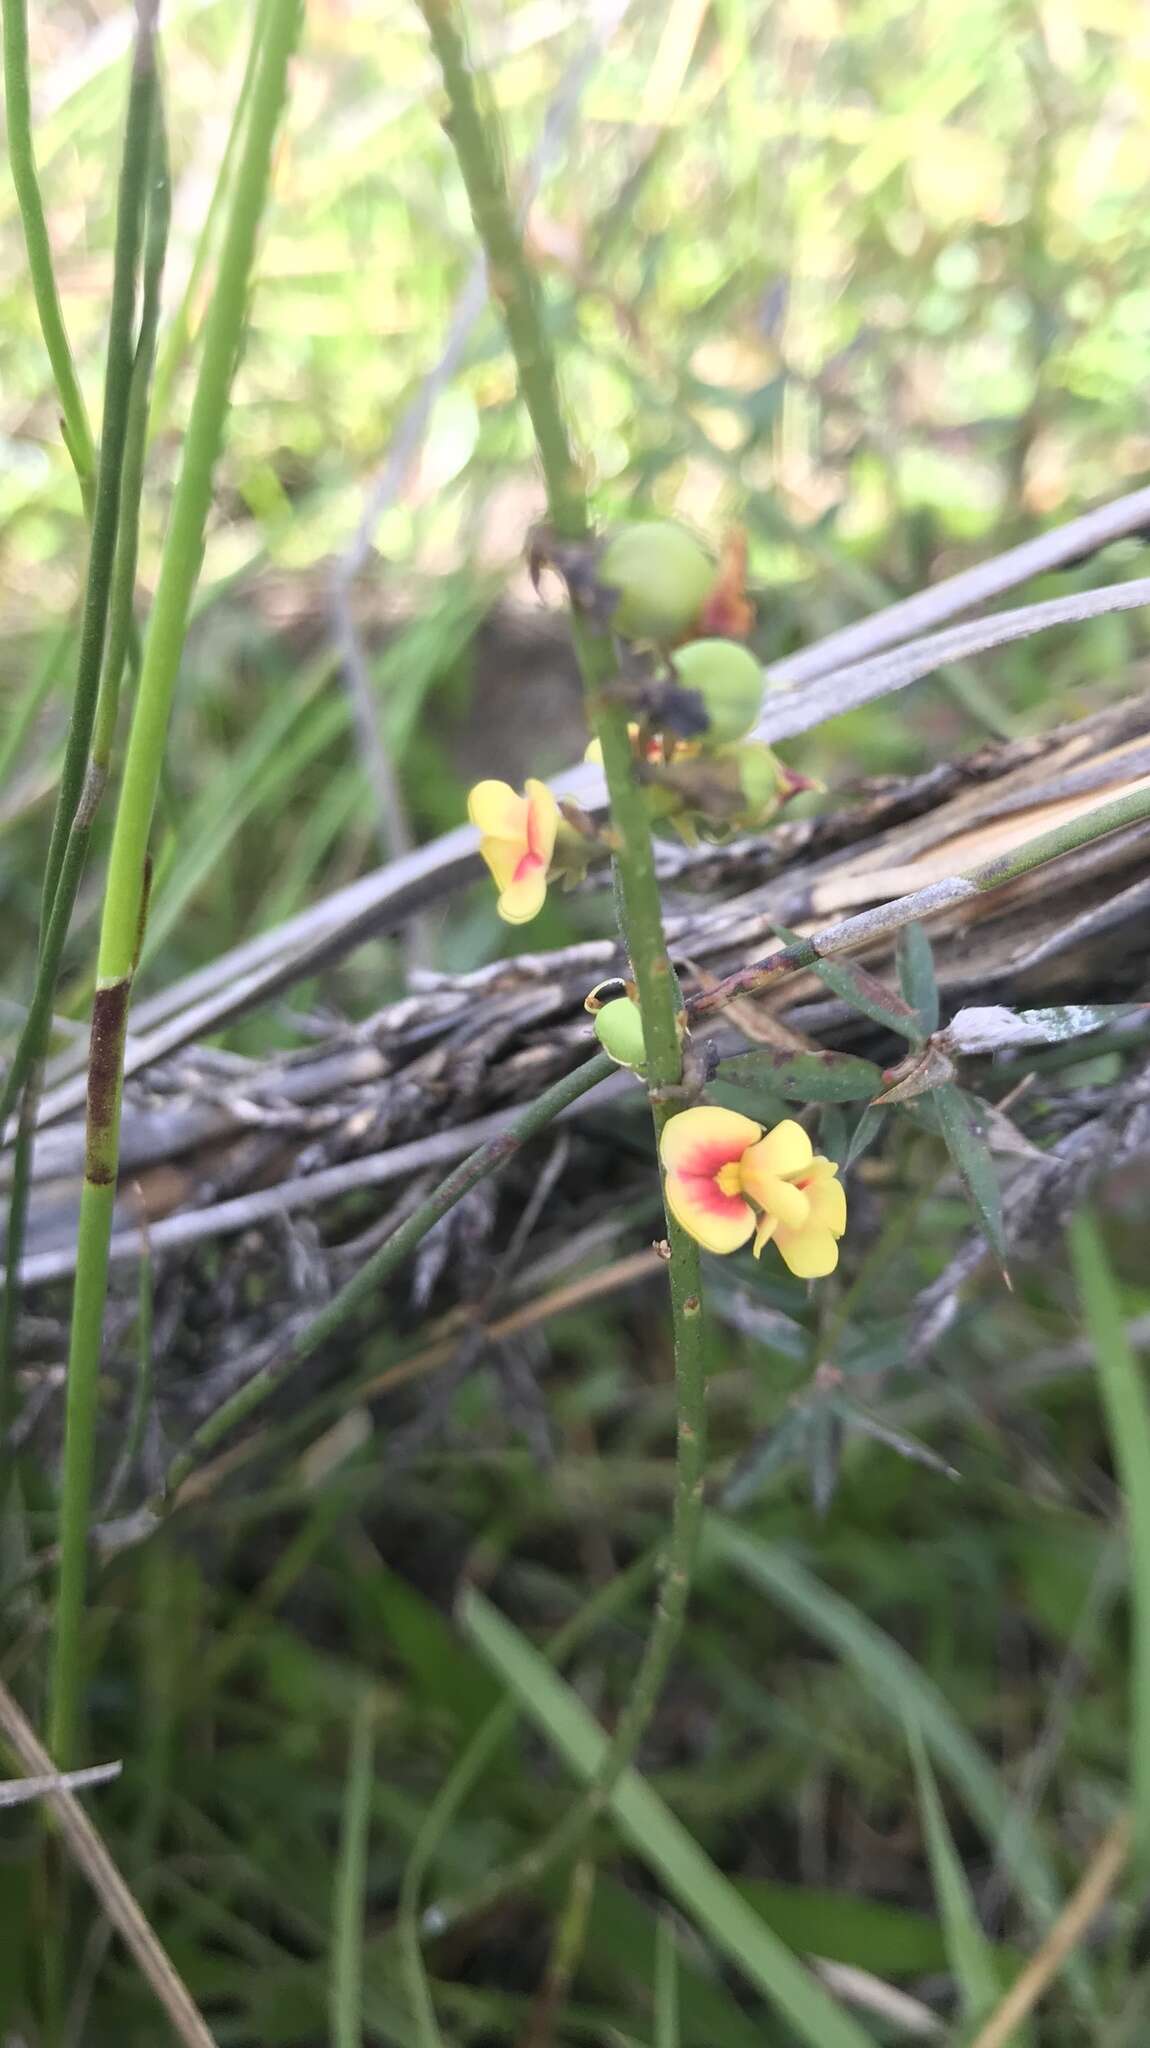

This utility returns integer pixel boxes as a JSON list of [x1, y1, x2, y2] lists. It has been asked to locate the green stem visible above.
[[162, 1048, 615, 1495], [0, 12, 157, 1141], [39, 11, 158, 935], [92, 98, 172, 773], [416, 0, 706, 1933], [1, 0, 97, 499], [691, 779, 1150, 1019], [0, 20, 160, 1488], [49, 0, 302, 1770], [148, 0, 272, 434]]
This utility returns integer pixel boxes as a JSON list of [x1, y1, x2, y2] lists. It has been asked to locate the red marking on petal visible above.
[[674, 1137, 749, 1181], [672, 1171, 749, 1223], [512, 849, 542, 884]]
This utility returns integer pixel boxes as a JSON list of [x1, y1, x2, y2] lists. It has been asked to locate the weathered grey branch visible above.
[[26, 489, 1150, 1108]]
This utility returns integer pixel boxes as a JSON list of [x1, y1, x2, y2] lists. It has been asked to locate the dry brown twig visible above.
[[968, 1812, 1132, 2048], [0, 1677, 217, 2048]]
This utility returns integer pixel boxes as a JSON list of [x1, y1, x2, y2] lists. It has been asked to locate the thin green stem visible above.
[[0, 15, 157, 1141], [0, 624, 73, 787], [692, 779, 1150, 1019], [39, 10, 158, 935], [0, 17, 160, 1489], [416, 0, 706, 1941], [2, 0, 97, 498], [415, 0, 584, 537], [148, 0, 272, 435], [92, 98, 172, 774], [49, 0, 302, 1770], [161, 1049, 615, 1495]]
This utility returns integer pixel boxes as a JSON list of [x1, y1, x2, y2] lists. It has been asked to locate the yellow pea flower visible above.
[[659, 1106, 846, 1278], [467, 777, 559, 925]]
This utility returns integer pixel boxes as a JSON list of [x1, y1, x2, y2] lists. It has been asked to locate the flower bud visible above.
[[599, 522, 715, 643], [593, 995, 647, 1070], [669, 638, 763, 745]]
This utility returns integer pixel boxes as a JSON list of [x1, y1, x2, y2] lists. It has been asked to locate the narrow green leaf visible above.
[[707, 1520, 1091, 2007], [330, 1695, 376, 2048], [907, 1724, 1000, 2027], [722, 1410, 813, 1511], [654, 1913, 680, 2048], [1071, 1212, 1150, 1875], [461, 1589, 878, 2048], [897, 923, 940, 1038], [932, 1084, 1007, 1265], [807, 1402, 845, 1519], [559, 1870, 769, 2048], [720, 1050, 884, 1105], [845, 1104, 886, 1169], [773, 923, 925, 1043]]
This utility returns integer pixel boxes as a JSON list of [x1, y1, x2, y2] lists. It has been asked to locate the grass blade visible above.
[[330, 1695, 376, 2048], [1070, 1211, 1150, 1873], [460, 1587, 879, 2048], [654, 1912, 680, 2048], [707, 1520, 1092, 2007], [907, 1723, 1001, 2029]]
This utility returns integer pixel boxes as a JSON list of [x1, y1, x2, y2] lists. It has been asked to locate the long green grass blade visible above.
[[654, 1912, 680, 2048], [908, 1723, 1001, 2029], [329, 1694, 375, 2048], [706, 1520, 1092, 2007], [460, 1587, 878, 2048], [1070, 1210, 1150, 1874]]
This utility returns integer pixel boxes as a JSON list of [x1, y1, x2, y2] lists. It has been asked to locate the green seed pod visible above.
[[599, 521, 714, 643], [737, 742, 787, 824], [593, 995, 647, 1070], [670, 638, 764, 745]]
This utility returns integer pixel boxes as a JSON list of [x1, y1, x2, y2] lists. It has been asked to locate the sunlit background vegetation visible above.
[[5, 0, 1150, 2040]]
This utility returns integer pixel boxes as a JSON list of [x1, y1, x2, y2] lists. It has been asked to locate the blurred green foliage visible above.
[[6, 0, 1150, 1011], [6, 1, 1150, 2042]]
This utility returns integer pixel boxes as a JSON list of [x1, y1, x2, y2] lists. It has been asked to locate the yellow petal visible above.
[[806, 1173, 846, 1236], [468, 779, 528, 841], [743, 1119, 813, 1181], [664, 1168, 755, 1255], [523, 778, 559, 867], [774, 1223, 840, 1279], [739, 1161, 810, 1229], [584, 736, 604, 764], [659, 1106, 762, 1176], [496, 868, 549, 924], [660, 1105, 760, 1256], [751, 1211, 778, 1259], [479, 835, 526, 894], [805, 1155, 839, 1183]]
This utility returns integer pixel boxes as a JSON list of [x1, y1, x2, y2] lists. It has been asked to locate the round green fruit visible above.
[[599, 521, 714, 643], [737, 742, 786, 821], [593, 996, 647, 1071], [670, 638, 764, 745]]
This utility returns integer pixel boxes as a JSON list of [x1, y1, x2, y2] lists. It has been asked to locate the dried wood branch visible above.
[[32, 487, 1150, 1097], [10, 695, 1150, 1292]]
